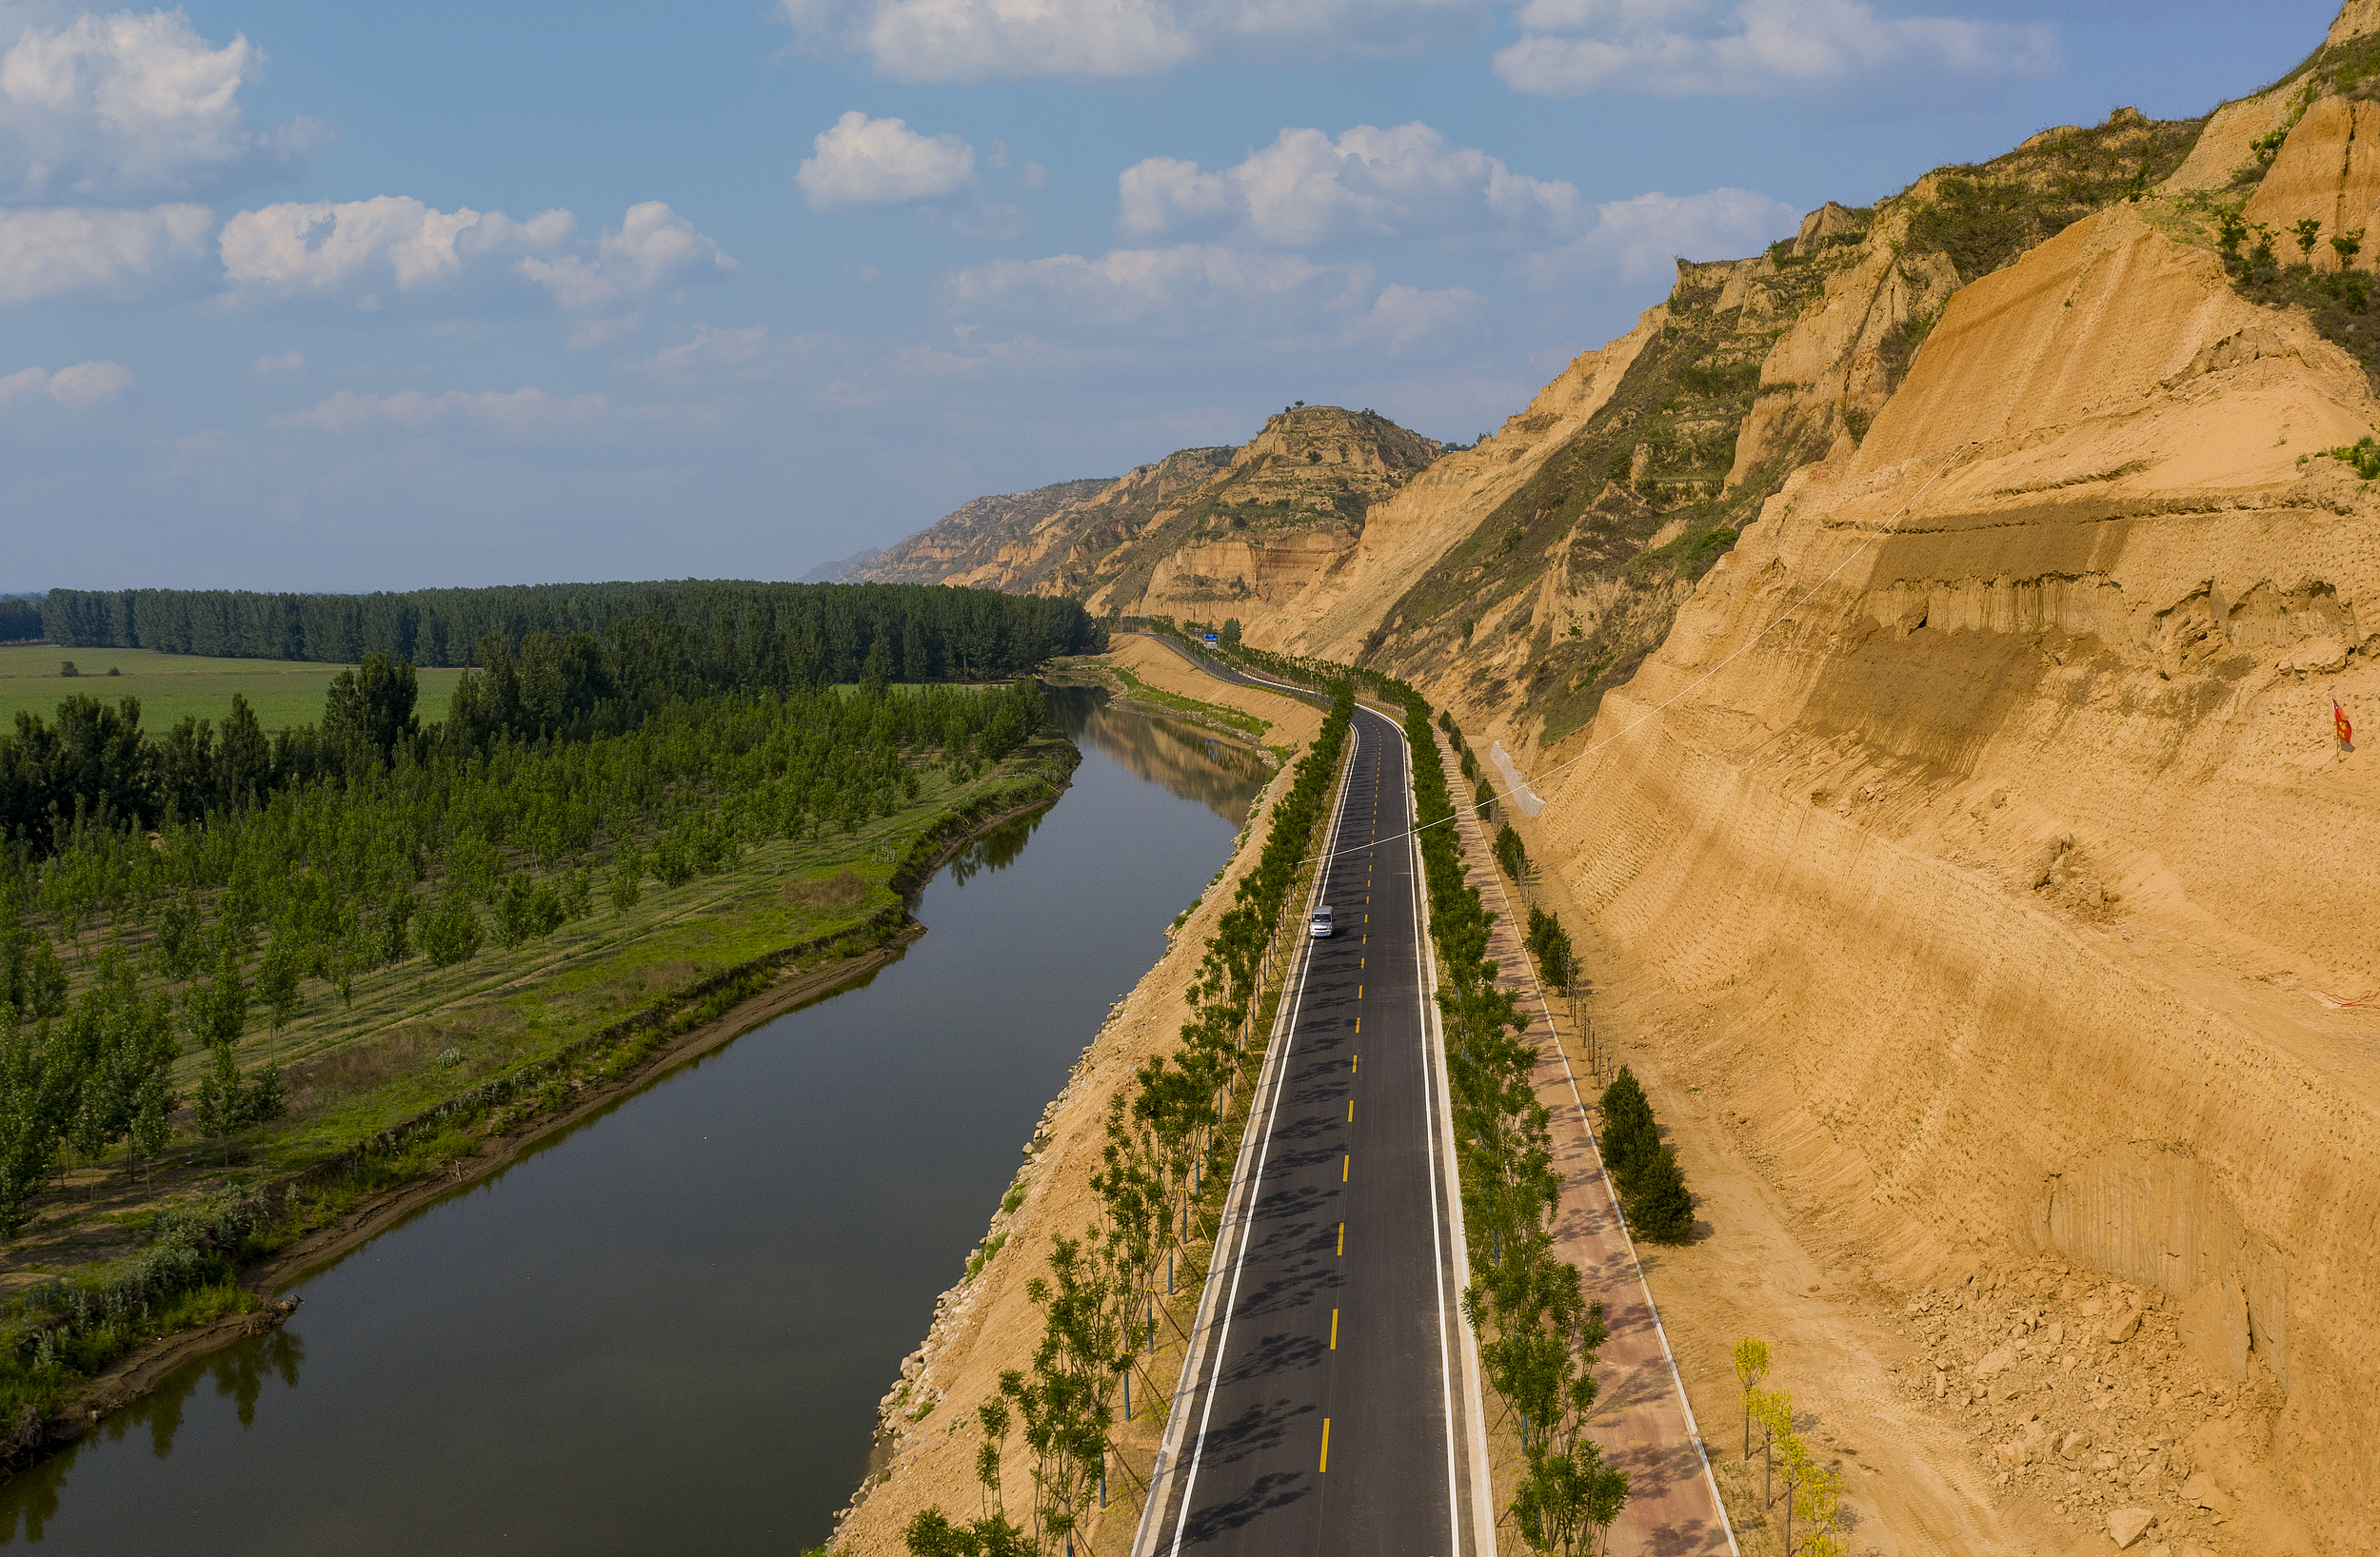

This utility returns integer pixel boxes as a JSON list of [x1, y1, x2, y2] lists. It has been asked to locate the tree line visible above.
[[0, 675, 1049, 1241], [5, 587, 1076, 856], [40, 580, 1094, 680], [1403, 689, 1629, 1555], [0, 599, 39, 644], [907, 622, 1636, 1555], [1732, 1337, 1846, 1555]]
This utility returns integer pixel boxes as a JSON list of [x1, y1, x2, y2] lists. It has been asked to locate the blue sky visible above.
[[0, 0, 2338, 590]]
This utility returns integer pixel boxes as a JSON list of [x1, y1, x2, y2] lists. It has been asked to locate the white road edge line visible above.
[[1467, 786, 1741, 1557], [1138, 719, 1359, 1557], [1182, 660, 1496, 1554], [1392, 712, 1494, 1557]]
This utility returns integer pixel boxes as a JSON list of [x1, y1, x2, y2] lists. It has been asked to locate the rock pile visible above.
[[1891, 1258, 2269, 1553]]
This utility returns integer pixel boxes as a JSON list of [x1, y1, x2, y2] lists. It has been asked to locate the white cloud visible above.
[[1520, 186, 1798, 283], [268, 385, 619, 437], [1494, 0, 2059, 97], [949, 240, 1478, 349], [630, 323, 770, 377], [518, 202, 736, 310], [0, 201, 209, 301], [219, 196, 575, 298], [251, 348, 303, 376], [1119, 122, 1577, 246], [779, 0, 1486, 83], [0, 7, 330, 199], [798, 110, 975, 209], [216, 197, 730, 314], [0, 357, 130, 408]]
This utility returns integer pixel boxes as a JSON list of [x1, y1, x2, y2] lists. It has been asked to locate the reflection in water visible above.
[[1044, 684, 1268, 824], [0, 691, 1263, 1555], [1, 1328, 304, 1544], [946, 808, 1045, 887]]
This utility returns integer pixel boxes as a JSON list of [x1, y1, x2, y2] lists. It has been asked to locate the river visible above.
[[0, 686, 1265, 1553]]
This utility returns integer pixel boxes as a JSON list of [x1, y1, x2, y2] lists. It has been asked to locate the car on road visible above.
[[1308, 904, 1333, 939]]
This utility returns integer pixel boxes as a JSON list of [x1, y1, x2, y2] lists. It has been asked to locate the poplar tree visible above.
[[1732, 1336, 1771, 1459]]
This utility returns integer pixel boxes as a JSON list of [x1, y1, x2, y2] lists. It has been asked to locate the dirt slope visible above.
[[1518, 200, 2379, 1552]]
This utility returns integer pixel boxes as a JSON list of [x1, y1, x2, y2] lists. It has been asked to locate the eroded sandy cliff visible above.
[[1529, 202, 2379, 1550]]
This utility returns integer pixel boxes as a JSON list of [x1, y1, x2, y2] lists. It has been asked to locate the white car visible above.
[[1309, 904, 1333, 939]]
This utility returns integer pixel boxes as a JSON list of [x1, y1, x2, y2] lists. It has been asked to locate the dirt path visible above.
[[1438, 741, 1736, 1556]]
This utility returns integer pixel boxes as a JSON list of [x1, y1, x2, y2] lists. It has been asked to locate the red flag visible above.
[[2337, 700, 2354, 745]]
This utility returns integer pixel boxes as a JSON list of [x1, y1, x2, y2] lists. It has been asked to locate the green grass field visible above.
[[0, 644, 463, 732]]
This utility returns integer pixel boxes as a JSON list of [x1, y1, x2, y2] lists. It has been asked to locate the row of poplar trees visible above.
[[905, 687, 1356, 1557], [1410, 699, 1629, 1556]]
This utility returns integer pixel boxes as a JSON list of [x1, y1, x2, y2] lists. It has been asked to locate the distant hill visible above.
[[855, 404, 1442, 621], [801, 547, 885, 583], [857, 477, 1121, 589]]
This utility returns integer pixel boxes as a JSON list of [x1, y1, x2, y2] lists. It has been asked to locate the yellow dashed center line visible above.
[[1330, 1309, 1339, 1350], [1319, 1418, 1331, 1473], [1341, 1154, 1350, 1181]]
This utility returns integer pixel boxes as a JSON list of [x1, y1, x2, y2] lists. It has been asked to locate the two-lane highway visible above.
[[1139, 696, 1495, 1557]]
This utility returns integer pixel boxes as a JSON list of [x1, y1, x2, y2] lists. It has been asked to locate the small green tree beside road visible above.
[[1732, 1335, 1770, 1459]]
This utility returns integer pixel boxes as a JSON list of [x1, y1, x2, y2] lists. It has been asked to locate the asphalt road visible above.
[[1139, 689, 1495, 1557]]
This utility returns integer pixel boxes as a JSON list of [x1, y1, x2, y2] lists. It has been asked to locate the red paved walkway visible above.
[[1438, 738, 1736, 1557]]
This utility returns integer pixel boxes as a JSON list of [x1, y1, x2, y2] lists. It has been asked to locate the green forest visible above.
[[0, 582, 1081, 1418], [4, 590, 1083, 852], [38, 580, 1094, 680]]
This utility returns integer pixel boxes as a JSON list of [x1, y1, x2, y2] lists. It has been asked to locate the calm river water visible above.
[[0, 687, 1265, 1553]]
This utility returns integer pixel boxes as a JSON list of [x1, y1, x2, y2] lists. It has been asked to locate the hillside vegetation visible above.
[[1323, 104, 2211, 747]]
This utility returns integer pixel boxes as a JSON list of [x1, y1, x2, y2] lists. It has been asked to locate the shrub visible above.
[[1629, 1146, 1696, 1243], [652, 831, 695, 888]]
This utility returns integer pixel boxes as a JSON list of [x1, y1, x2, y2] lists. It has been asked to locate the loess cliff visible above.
[[851, 6, 2380, 1549], [1360, 20, 2380, 1552]]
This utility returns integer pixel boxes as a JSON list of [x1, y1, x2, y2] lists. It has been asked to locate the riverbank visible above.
[[0, 736, 1081, 1474], [1069, 636, 1322, 759], [829, 664, 1328, 1554]]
